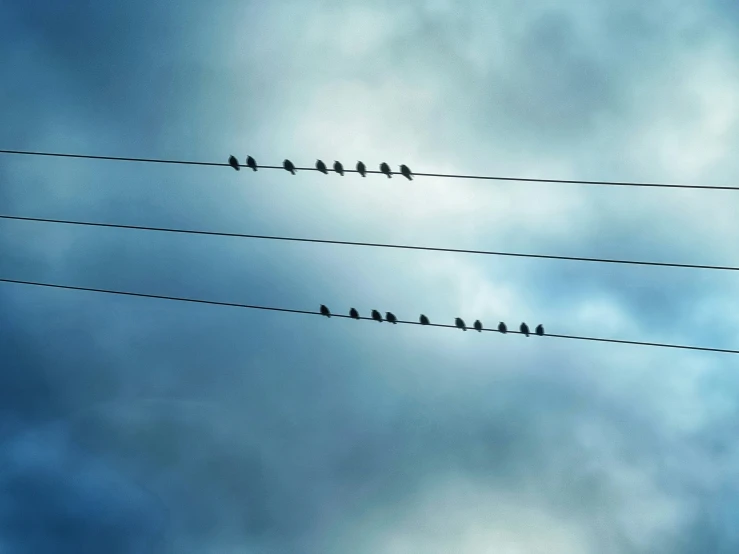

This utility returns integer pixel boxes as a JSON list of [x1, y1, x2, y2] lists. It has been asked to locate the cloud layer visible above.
[[3, 0, 739, 552]]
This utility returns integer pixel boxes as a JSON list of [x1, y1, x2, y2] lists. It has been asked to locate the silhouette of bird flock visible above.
[[319, 305, 544, 336], [235, 152, 543, 339], [228, 155, 415, 180]]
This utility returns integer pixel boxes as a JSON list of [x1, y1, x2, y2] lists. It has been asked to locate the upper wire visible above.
[[2, 148, 738, 191]]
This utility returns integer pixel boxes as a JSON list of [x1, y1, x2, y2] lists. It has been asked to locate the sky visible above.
[[2, 0, 739, 552]]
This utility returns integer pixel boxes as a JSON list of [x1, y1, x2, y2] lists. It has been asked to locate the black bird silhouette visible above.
[[246, 156, 257, 171], [316, 159, 328, 174], [228, 155, 240, 171], [473, 320, 482, 332], [455, 317, 467, 331], [498, 322, 508, 334], [386, 312, 398, 324], [356, 161, 367, 177], [520, 323, 530, 337], [371, 309, 383, 322], [283, 159, 296, 174], [349, 308, 360, 319], [380, 162, 392, 178], [400, 164, 413, 180], [333, 161, 344, 176], [320, 304, 331, 318], [419, 314, 430, 325], [535, 324, 544, 336]]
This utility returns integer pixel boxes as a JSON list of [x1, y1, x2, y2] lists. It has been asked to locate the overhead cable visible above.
[[1, 277, 735, 355], [2, 214, 735, 273], [1, 149, 737, 191]]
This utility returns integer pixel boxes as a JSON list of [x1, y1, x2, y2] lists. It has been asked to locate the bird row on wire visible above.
[[228, 155, 414, 180], [319, 305, 544, 336]]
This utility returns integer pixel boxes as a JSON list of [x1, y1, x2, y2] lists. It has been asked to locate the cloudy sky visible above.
[[3, 0, 739, 552]]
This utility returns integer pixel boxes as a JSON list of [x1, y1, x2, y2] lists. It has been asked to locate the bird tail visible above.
[[252, 167, 257, 172], [290, 169, 295, 175]]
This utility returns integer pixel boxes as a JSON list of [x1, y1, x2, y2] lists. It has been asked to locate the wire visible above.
[[1, 277, 735, 355], [1, 148, 737, 191], [2, 213, 737, 273]]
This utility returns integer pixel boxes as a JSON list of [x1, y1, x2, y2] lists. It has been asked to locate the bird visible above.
[[246, 156, 257, 171], [473, 320, 482, 332], [371, 309, 383, 322], [228, 155, 240, 171], [535, 324, 544, 336], [386, 312, 398, 324], [320, 304, 331, 318], [356, 161, 367, 177], [380, 162, 392, 178], [283, 159, 296, 174], [520, 323, 530, 337], [400, 164, 413, 180], [349, 308, 360, 319], [333, 161, 344, 176], [498, 322, 507, 334], [455, 317, 467, 331], [419, 314, 430, 325], [316, 159, 328, 174]]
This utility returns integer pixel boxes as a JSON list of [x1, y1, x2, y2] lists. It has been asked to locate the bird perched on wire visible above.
[[419, 314, 430, 325], [455, 317, 467, 331], [386, 312, 398, 324], [520, 323, 530, 337], [400, 164, 413, 180], [371, 309, 383, 322], [316, 160, 328, 174], [535, 324, 544, 336], [333, 161, 344, 176], [246, 156, 257, 171], [283, 159, 296, 174], [228, 155, 240, 171], [498, 322, 507, 334], [356, 161, 367, 177], [349, 308, 360, 319], [473, 320, 482, 332], [320, 305, 331, 318], [380, 162, 392, 178]]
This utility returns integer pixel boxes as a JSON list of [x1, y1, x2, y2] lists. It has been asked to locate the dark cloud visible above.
[[0, 428, 166, 554]]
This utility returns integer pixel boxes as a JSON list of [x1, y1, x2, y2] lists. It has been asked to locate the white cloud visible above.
[[331, 477, 592, 554]]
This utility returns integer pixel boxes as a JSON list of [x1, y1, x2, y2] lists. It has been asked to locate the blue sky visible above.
[[2, 0, 739, 552]]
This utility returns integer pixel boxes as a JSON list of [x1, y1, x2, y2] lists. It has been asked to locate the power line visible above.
[[2, 213, 737, 273], [1, 148, 737, 191], [1, 276, 735, 355]]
